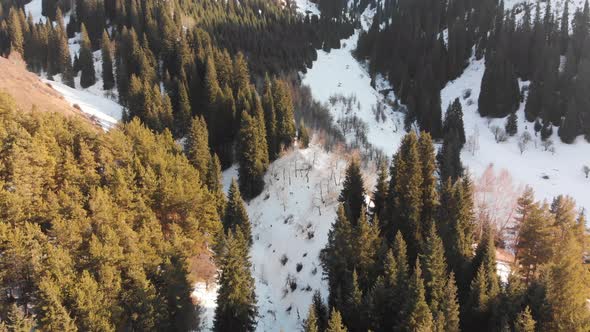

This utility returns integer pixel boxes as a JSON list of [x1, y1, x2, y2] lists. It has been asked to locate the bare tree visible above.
[[491, 125, 508, 143], [466, 125, 480, 156], [541, 139, 553, 152], [474, 165, 523, 246], [517, 131, 532, 154]]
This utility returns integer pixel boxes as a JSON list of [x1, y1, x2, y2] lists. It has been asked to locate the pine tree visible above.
[[372, 158, 388, 220], [515, 306, 536, 332], [185, 116, 210, 186], [505, 112, 518, 136], [237, 111, 266, 199], [338, 158, 366, 224], [213, 229, 258, 332], [437, 130, 463, 183], [321, 205, 353, 309], [101, 30, 114, 90], [326, 309, 348, 332], [386, 132, 423, 262], [441, 273, 461, 332], [272, 79, 296, 148], [304, 304, 319, 332], [516, 202, 553, 283], [312, 291, 329, 332], [406, 260, 434, 331], [418, 132, 438, 243], [174, 79, 192, 137], [207, 153, 227, 218], [421, 224, 447, 316], [262, 74, 278, 160], [7, 8, 24, 55], [544, 229, 590, 331], [443, 99, 466, 147], [224, 179, 252, 246], [353, 207, 380, 288], [79, 24, 96, 88]]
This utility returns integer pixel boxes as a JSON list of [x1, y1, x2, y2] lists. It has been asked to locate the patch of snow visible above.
[[192, 282, 219, 331], [214, 143, 353, 332], [43, 78, 122, 130], [441, 54, 590, 214], [294, 0, 320, 16]]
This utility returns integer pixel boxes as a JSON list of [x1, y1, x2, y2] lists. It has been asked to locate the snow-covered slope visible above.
[[23, 0, 122, 130], [300, 7, 406, 155], [300, 3, 590, 213], [194, 144, 351, 331]]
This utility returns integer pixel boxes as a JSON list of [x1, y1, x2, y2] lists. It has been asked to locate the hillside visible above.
[[0, 53, 84, 119]]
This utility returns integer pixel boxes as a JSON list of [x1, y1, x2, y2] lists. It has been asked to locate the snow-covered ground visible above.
[[300, 6, 407, 155], [24, 0, 122, 130], [194, 143, 349, 331], [441, 55, 590, 214], [43, 78, 121, 129], [294, 0, 321, 16]]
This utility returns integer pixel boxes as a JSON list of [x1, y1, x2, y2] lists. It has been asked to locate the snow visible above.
[[23, 0, 122, 130], [440, 54, 590, 214], [192, 282, 219, 331], [193, 143, 350, 331], [24, 0, 45, 24], [43, 78, 122, 129], [294, 0, 320, 16], [300, 6, 406, 155]]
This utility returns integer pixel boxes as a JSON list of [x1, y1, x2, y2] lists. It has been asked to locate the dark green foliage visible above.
[[384, 132, 423, 262], [505, 112, 518, 136], [79, 24, 95, 88], [213, 229, 258, 332], [372, 159, 388, 220], [224, 179, 253, 246], [478, 54, 520, 118], [338, 159, 366, 224], [101, 29, 114, 90], [443, 99, 466, 147], [237, 111, 268, 200]]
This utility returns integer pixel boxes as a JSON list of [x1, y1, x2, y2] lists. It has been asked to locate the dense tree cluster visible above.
[[0, 92, 224, 330], [320, 131, 590, 331], [355, 0, 590, 143]]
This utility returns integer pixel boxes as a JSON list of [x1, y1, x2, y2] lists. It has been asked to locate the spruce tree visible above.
[[272, 79, 296, 148], [237, 111, 266, 200], [421, 224, 447, 316], [174, 79, 192, 137], [185, 116, 210, 186], [515, 306, 536, 332], [320, 205, 353, 309], [207, 153, 227, 218], [79, 24, 96, 88], [443, 99, 466, 147], [544, 230, 590, 331], [304, 304, 319, 332], [213, 229, 258, 332], [312, 291, 329, 332], [262, 74, 278, 160], [372, 158, 388, 220], [406, 260, 434, 331], [386, 132, 424, 261], [7, 9, 24, 55], [418, 132, 438, 243], [101, 30, 114, 90], [326, 309, 348, 332], [441, 273, 461, 332], [338, 158, 366, 224], [224, 179, 252, 246]]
